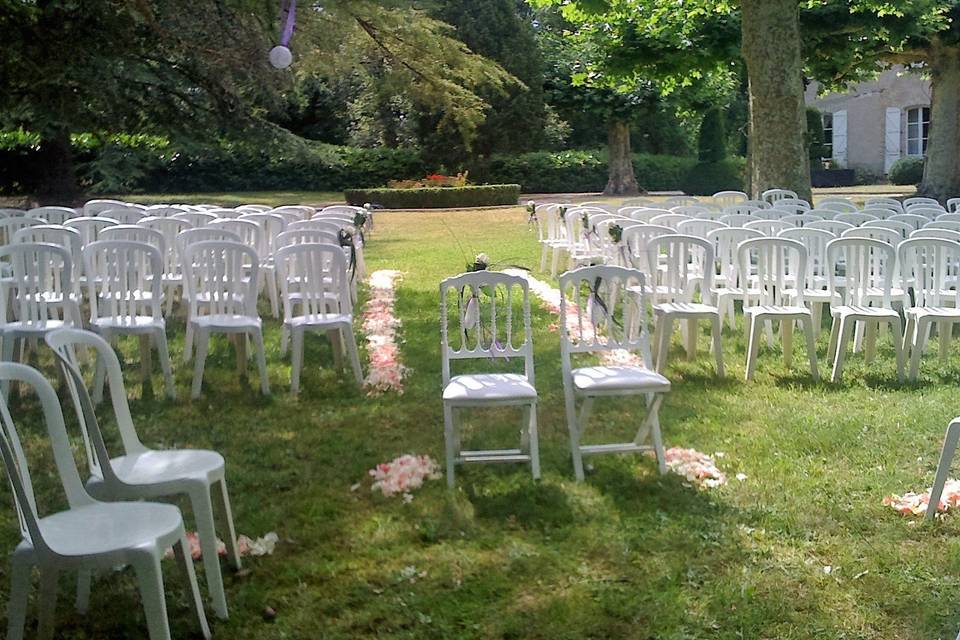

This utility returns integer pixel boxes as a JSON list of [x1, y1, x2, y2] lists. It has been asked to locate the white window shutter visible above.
[[884, 107, 901, 173], [832, 110, 847, 168]]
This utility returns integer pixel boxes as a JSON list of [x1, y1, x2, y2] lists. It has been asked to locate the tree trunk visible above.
[[740, 0, 812, 202], [919, 37, 960, 203], [36, 128, 79, 205], [603, 119, 640, 196]]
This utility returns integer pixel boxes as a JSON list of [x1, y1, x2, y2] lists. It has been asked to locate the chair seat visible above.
[[20, 502, 182, 558], [443, 373, 536, 403], [653, 302, 718, 317], [831, 305, 900, 319], [906, 306, 960, 319], [285, 313, 352, 328], [572, 365, 671, 394], [105, 449, 225, 486], [744, 305, 810, 317], [2, 319, 72, 335], [92, 316, 165, 332], [192, 314, 261, 331]]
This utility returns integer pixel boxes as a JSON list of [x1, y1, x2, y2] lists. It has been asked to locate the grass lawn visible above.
[[5, 203, 960, 639]]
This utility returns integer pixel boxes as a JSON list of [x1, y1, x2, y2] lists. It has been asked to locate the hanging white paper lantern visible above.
[[269, 45, 293, 69]]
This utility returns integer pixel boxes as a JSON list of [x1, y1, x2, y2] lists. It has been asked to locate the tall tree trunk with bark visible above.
[[740, 0, 812, 202], [604, 119, 640, 196], [919, 37, 960, 202], [36, 128, 79, 205]]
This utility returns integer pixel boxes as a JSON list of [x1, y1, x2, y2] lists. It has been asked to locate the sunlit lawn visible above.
[[6, 201, 960, 640]]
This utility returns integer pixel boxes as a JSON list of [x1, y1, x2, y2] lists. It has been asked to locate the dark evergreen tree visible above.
[[698, 108, 728, 162]]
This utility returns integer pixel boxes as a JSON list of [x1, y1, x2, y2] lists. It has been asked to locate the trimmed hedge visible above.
[[889, 156, 924, 185], [345, 184, 521, 209], [471, 150, 743, 194]]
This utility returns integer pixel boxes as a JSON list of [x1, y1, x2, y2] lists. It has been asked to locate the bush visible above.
[[889, 156, 924, 185], [698, 109, 727, 163], [683, 160, 746, 195], [345, 184, 521, 209]]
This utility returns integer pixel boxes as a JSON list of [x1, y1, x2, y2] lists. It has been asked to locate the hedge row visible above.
[[473, 150, 745, 195], [345, 184, 521, 209]]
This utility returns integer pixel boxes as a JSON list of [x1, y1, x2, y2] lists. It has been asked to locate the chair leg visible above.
[[191, 487, 228, 619], [37, 566, 59, 640], [215, 478, 242, 571], [155, 329, 175, 400], [191, 328, 209, 399], [831, 316, 854, 383], [7, 557, 30, 640], [827, 314, 841, 366], [563, 385, 585, 481], [132, 553, 172, 640], [280, 324, 289, 356], [251, 330, 270, 395], [75, 569, 91, 613], [744, 315, 762, 382], [802, 316, 819, 382], [266, 271, 279, 320], [902, 315, 915, 377], [172, 535, 211, 640], [539, 244, 548, 273], [164, 283, 175, 317], [927, 420, 960, 521], [92, 345, 107, 405], [711, 314, 724, 376], [183, 321, 194, 363], [290, 328, 304, 394], [343, 327, 364, 385], [684, 318, 697, 361], [891, 317, 905, 382], [1, 334, 16, 399], [812, 301, 823, 337], [940, 320, 952, 362], [782, 318, 793, 369], [443, 403, 456, 488], [864, 321, 878, 364], [527, 402, 541, 481], [655, 316, 672, 373], [329, 329, 344, 373], [910, 317, 929, 381]]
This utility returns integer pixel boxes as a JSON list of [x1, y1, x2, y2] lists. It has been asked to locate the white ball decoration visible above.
[[269, 45, 293, 69]]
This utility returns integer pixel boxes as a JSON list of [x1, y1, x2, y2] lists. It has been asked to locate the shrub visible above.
[[683, 159, 746, 195], [889, 156, 924, 185], [697, 109, 727, 163], [344, 184, 521, 209]]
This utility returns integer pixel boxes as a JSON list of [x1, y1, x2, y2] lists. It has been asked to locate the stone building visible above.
[[804, 67, 931, 177]]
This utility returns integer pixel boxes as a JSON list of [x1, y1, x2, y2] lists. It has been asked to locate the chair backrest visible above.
[[100, 224, 166, 257], [171, 211, 217, 227], [904, 196, 940, 209], [911, 228, 960, 242], [779, 227, 834, 290], [835, 212, 879, 227], [270, 205, 314, 220], [623, 224, 672, 273], [206, 208, 244, 219], [936, 212, 960, 223], [761, 188, 798, 203], [210, 218, 264, 258], [647, 234, 714, 303], [865, 197, 904, 213], [622, 197, 655, 207], [27, 206, 77, 225], [737, 237, 807, 307], [722, 204, 761, 216], [841, 225, 903, 247], [899, 238, 960, 308], [649, 213, 692, 230], [864, 218, 913, 239], [925, 220, 960, 232], [670, 205, 713, 217], [626, 208, 673, 223], [861, 205, 897, 219], [138, 217, 192, 277], [275, 228, 340, 249], [83, 199, 126, 216], [64, 216, 119, 246], [0, 217, 46, 246], [100, 207, 146, 225], [12, 225, 82, 270], [0, 208, 26, 218], [0, 243, 75, 325], [275, 242, 353, 321], [744, 219, 792, 236], [239, 213, 287, 256], [805, 219, 853, 236], [182, 241, 259, 319], [321, 205, 363, 218], [663, 196, 699, 207], [142, 206, 186, 217], [905, 205, 944, 219], [780, 213, 824, 227], [176, 227, 242, 258], [439, 271, 533, 386], [558, 265, 653, 366], [0, 362, 95, 553], [772, 198, 812, 213], [707, 227, 764, 287], [676, 218, 726, 239], [816, 198, 857, 212], [887, 213, 928, 231], [827, 237, 896, 307], [719, 214, 756, 227], [947, 197, 960, 213], [712, 190, 748, 207], [238, 204, 273, 213], [83, 241, 163, 323]]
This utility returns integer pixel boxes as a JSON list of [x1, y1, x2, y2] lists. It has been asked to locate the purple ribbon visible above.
[[280, 0, 297, 46]]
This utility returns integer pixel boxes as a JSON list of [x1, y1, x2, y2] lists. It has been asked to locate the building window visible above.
[[906, 106, 930, 156], [822, 112, 833, 159]]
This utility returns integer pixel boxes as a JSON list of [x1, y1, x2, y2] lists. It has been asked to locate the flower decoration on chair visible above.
[[558, 205, 568, 222], [609, 223, 630, 265], [338, 228, 357, 279], [353, 210, 369, 243], [526, 201, 538, 227]]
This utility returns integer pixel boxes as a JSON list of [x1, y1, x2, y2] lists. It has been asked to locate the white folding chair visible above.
[[440, 271, 540, 486], [275, 243, 363, 392], [647, 235, 723, 375], [46, 327, 241, 620], [82, 240, 175, 400], [559, 265, 670, 481], [824, 238, 904, 383], [0, 362, 210, 640], [182, 241, 269, 398], [738, 237, 819, 381]]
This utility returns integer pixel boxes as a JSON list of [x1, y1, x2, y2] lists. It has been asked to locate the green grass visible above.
[[4, 204, 960, 639]]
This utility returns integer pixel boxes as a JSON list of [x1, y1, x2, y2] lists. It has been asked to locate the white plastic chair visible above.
[[559, 265, 670, 481], [647, 235, 723, 375], [899, 238, 960, 381], [719, 214, 756, 227], [713, 191, 748, 207], [82, 199, 126, 216], [925, 417, 960, 521], [835, 212, 879, 227], [824, 237, 904, 383], [649, 213, 692, 230], [761, 188, 798, 204], [182, 241, 269, 398], [772, 198, 812, 213], [780, 213, 824, 227], [623, 224, 672, 276], [46, 327, 241, 620], [0, 217, 47, 246], [171, 211, 217, 228], [83, 240, 175, 400], [275, 228, 339, 248], [780, 227, 837, 337], [237, 203, 273, 213], [865, 197, 904, 213], [440, 271, 540, 486], [906, 206, 945, 219], [722, 204, 761, 216], [888, 213, 929, 231], [100, 208, 146, 225], [935, 213, 960, 223], [806, 219, 853, 236], [139, 217, 193, 315], [947, 197, 960, 213], [707, 226, 764, 328], [671, 205, 713, 217], [864, 218, 913, 240], [627, 208, 673, 223], [676, 218, 726, 239], [0, 362, 211, 640], [744, 219, 792, 236], [905, 196, 940, 209], [817, 198, 857, 213], [0, 208, 26, 218], [27, 207, 77, 226], [275, 243, 363, 392], [663, 196, 699, 207], [738, 237, 819, 381], [912, 228, 960, 242]]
